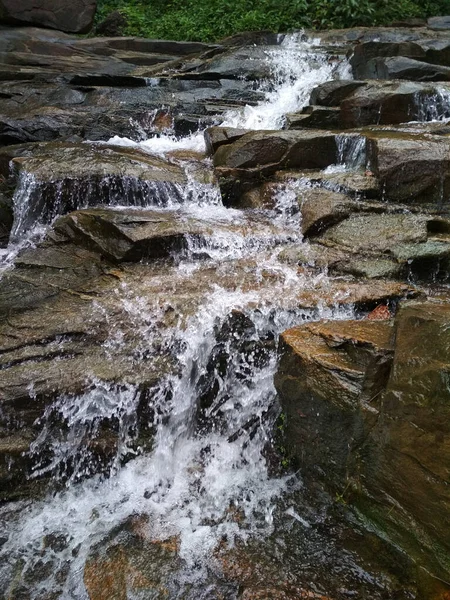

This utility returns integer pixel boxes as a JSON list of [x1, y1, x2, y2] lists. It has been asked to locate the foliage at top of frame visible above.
[[94, 0, 450, 42]]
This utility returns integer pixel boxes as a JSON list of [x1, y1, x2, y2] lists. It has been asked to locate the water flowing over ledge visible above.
[[0, 24, 449, 600]]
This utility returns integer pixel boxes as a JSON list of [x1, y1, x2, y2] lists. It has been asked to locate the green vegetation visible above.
[[95, 0, 450, 42]]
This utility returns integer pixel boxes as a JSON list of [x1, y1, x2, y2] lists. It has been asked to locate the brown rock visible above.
[[275, 299, 450, 584]]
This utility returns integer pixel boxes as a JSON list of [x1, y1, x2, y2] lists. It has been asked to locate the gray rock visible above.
[[204, 126, 249, 155], [0, 0, 97, 34], [213, 130, 338, 170], [359, 56, 450, 81], [309, 80, 366, 106], [367, 133, 450, 206]]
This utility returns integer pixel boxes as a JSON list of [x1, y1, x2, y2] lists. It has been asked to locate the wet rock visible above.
[[280, 242, 403, 280], [0, 188, 13, 247], [309, 80, 366, 106], [286, 106, 342, 130], [204, 126, 249, 155], [276, 169, 380, 200], [0, 0, 97, 34], [340, 81, 448, 127], [296, 278, 418, 311], [318, 212, 450, 280], [321, 213, 428, 251], [366, 133, 450, 206], [53, 207, 221, 263], [308, 80, 450, 128], [174, 46, 275, 81], [214, 130, 338, 170], [212, 130, 339, 206], [350, 41, 427, 78], [299, 188, 363, 236], [358, 56, 450, 81], [276, 300, 450, 584], [7, 142, 196, 236], [105, 37, 219, 57], [0, 29, 239, 144]]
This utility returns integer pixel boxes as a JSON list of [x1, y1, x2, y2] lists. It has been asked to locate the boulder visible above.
[[275, 300, 450, 583], [285, 106, 342, 130], [309, 80, 366, 106], [0, 0, 97, 34], [53, 207, 223, 263], [366, 133, 450, 206], [6, 142, 197, 238], [213, 130, 338, 171], [357, 56, 450, 81], [204, 126, 249, 155]]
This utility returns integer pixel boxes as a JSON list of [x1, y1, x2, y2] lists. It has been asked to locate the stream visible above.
[[0, 31, 449, 600]]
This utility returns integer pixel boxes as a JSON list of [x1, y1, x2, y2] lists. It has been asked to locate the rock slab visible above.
[[0, 0, 97, 33]]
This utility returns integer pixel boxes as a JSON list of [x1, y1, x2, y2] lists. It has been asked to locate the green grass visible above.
[[95, 0, 450, 41]]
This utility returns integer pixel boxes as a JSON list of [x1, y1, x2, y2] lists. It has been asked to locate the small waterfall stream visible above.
[[1, 32, 445, 599]]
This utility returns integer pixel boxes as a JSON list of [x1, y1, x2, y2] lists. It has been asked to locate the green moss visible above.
[[94, 0, 450, 42]]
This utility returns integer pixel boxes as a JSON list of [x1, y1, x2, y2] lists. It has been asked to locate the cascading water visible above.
[[413, 87, 450, 122], [0, 33, 390, 599]]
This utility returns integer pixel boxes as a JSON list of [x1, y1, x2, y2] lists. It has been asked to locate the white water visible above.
[[0, 33, 367, 599]]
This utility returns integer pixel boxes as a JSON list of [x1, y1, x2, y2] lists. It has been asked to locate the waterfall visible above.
[[0, 33, 367, 599]]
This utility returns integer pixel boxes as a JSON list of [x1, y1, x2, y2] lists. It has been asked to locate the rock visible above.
[[204, 126, 249, 155], [308, 80, 450, 128], [174, 46, 275, 81], [213, 130, 339, 206], [309, 80, 366, 106], [275, 300, 450, 583], [389, 18, 427, 28], [341, 81, 449, 127], [359, 56, 450, 81], [6, 142, 196, 237], [321, 213, 429, 252], [0, 29, 244, 145], [275, 169, 380, 200], [286, 106, 342, 130], [366, 133, 450, 206], [350, 41, 426, 77], [104, 37, 219, 57], [53, 207, 223, 263], [213, 130, 338, 171], [0, 0, 97, 34], [94, 10, 128, 37], [299, 188, 363, 236], [0, 188, 13, 247], [427, 16, 450, 31], [296, 278, 418, 311]]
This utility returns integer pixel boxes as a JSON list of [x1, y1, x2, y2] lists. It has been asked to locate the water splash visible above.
[[222, 33, 351, 130], [413, 87, 450, 122]]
